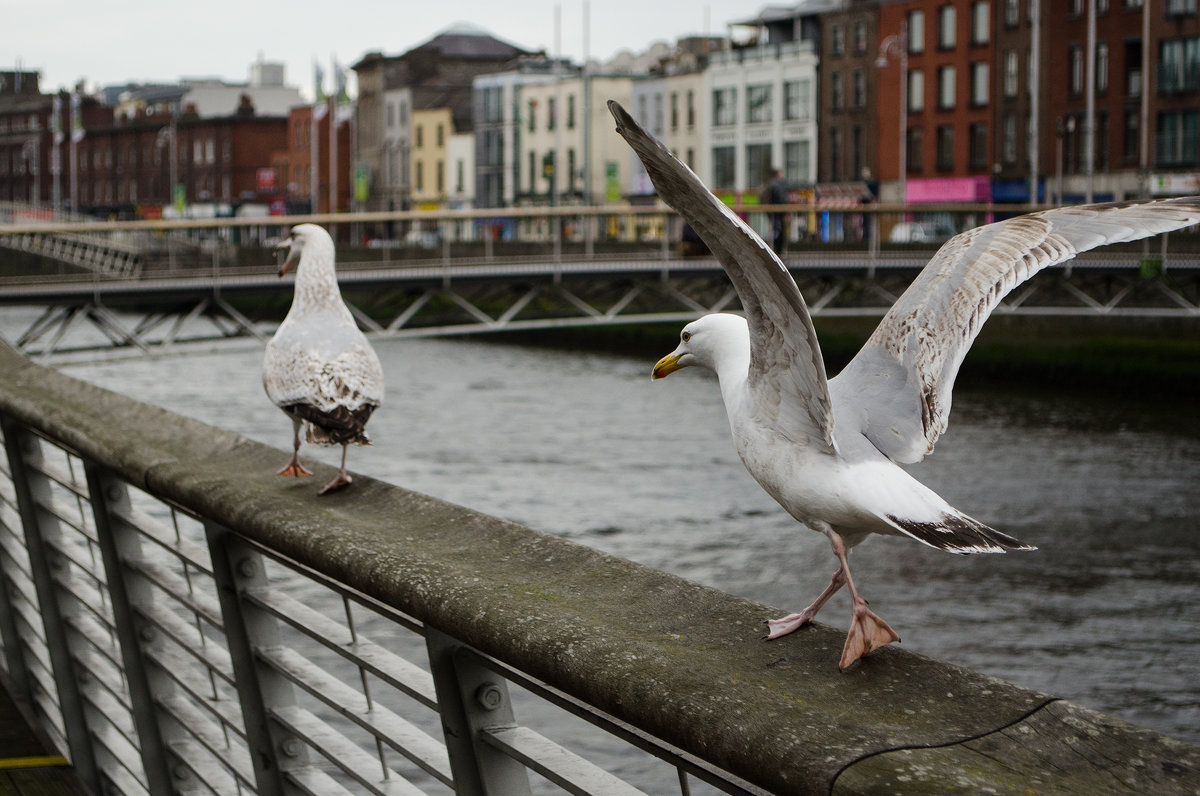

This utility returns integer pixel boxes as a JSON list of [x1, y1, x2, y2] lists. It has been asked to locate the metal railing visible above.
[[2, 343, 1200, 796]]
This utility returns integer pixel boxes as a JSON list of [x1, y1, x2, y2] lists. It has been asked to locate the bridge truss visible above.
[[1, 253, 1198, 359]]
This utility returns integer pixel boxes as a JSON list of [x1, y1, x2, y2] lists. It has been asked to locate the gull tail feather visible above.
[[884, 512, 1036, 554]]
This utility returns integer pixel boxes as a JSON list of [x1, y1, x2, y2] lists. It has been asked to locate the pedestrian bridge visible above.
[[2, 208, 1199, 357]]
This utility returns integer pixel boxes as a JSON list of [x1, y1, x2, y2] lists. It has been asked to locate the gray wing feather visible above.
[[832, 198, 1200, 463], [609, 101, 835, 450]]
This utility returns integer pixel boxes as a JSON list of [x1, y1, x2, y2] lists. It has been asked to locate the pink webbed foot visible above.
[[838, 600, 900, 670], [318, 472, 352, 495], [764, 609, 818, 640], [277, 461, 313, 477]]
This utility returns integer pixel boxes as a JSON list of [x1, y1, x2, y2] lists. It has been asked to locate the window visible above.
[[1096, 42, 1109, 94], [853, 70, 866, 108], [1003, 114, 1017, 163], [938, 6, 956, 49], [831, 24, 845, 56], [907, 127, 923, 171], [436, 160, 444, 193], [1166, 0, 1198, 14], [908, 10, 925, 53], [1004, 51, 1019, 97], [1159, 38, 1200, 93], [416, 125, 424, 148], [938, 65, 956, 109], [969, 122, 988, 169], [830, 127, 843, 180], [416, 160, 424, 192], [1096, 111, 1109, 170], [687, 90, 695, 127], [784, 79, 811, 120], [712, 146, 735, 188], [784, 140, 809, 183], [436, 123, 444, 147], [1157, 110, 1198, 165], [971, 2, 989, 45], [548, 97, 557, 131], [746, 143, 773, 186], [713, 87, 736, 126], [1004, 0, 1019, 26], [568, 95, 576, 129], [1070, 45, 1083, 95], [908, 69, 924, 111], [528, 100, 536, 132], [971, 62, 989, 106], [670, 92, 679, 131], [852, 125, 863, 178], [831, 72, 844, 111], [747, 84, 772, 123], [1124, 109, 1139, 161], [936, 125, 955, 170], [854, 22, 867, 54], [528, 151, 536, 191]]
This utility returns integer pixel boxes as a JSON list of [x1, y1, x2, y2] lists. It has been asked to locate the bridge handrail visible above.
[[1, 342, 1198, 794]]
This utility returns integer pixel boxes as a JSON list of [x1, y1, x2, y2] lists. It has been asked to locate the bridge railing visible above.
[[2, 344, 1200, 795]]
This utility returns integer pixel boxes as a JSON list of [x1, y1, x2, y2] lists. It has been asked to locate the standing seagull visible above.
[[264, 224, 384, 495], [609, 100, 1200, 669]]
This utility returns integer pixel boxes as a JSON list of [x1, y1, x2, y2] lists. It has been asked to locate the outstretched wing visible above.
[[608, 101, 834, 450], [831, 198, 1200, 464]]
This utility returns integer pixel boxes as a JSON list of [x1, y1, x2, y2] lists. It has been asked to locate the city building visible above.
[[353, 24, 533, 213]]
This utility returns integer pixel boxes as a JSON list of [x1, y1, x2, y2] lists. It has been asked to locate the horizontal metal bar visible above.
[[269, 704, 427, 796], [285, 766, 359, 796], [245, 585, 438, 709], [157, 693, 255, 787], [164, 737, 242, 796], [141, 643, 241, 726], [111, 505, 215, 577], [484, 725, 650, 796], [132, 602, 236, 690], [242, 539, 426, 636], [468, 649, 769, 796], [121, 554, 224, 630], [258, 644, 452, 786]]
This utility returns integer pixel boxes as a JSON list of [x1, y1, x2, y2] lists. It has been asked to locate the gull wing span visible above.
[[609, 100, 835, 451], [831, 197, 1200, 464]]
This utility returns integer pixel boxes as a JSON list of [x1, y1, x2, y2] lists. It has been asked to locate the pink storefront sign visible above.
[[905, 176, 991, 203]]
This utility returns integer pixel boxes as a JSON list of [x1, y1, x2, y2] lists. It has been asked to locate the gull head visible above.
[[274, 223, 332, 278], [652, 313, 749, 381]]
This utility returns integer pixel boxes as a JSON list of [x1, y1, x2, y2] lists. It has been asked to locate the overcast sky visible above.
[[9, 0, 759, 99]]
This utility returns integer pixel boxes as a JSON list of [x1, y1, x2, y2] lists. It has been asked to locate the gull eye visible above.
[[681, 331, 692, 343]]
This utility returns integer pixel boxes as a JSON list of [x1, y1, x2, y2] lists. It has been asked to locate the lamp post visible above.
[[876, 22, 908, 207]]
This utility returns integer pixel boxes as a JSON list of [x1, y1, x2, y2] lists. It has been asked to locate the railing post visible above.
[[0, 415, 102, 792], [82, 463, 178, 794], [0, 422, 33, 715], [425, 627, 532, 796], [204, 520, 298, 796]]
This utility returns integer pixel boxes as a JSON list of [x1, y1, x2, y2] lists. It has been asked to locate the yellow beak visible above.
[[652, 352, 685, 380]]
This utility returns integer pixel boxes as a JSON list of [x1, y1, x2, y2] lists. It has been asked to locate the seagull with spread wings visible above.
[[609, 99, 1200, 669]]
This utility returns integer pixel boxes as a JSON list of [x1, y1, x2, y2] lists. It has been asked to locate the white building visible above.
[[703, 39, 820, 197]]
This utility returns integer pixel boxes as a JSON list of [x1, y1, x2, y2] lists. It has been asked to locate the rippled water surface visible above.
[[57, 333, 1200, 752]]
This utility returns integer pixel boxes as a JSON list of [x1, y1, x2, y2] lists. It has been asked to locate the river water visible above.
[[32, 329, 1200, 767]]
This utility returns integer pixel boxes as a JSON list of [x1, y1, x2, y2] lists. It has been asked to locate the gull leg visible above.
[[318, 444, 353, 495], [277, 419, 313, 477], [827, 531, 899, 670], [764, 566, 846, 640]]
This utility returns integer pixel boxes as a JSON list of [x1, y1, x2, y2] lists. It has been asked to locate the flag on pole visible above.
[[333, 58, 351, 104], [313, 59, 327, 104], [70, 92, 85, 143], [51, 95, 63, 145]]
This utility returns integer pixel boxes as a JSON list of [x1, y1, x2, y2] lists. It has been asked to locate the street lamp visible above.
[[876, 22, 908, 207]]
